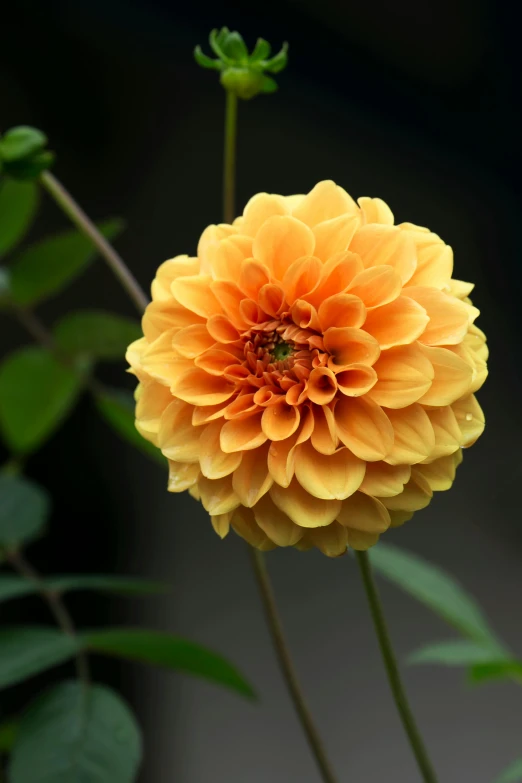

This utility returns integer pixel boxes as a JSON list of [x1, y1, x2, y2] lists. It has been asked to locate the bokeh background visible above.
[[2, 0, 522, 781]]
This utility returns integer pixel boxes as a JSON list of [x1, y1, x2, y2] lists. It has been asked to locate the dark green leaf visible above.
[[408, 639, 505, 667], [0, 574, 166, 604], [264, 43, 289, 73], [0, 127, 47, 163], [0, 347, 83, 454], [194, 46, 223, 70], [261, 76, 278, 94], [0, 718, 18, 752], [209, 28, 230, 61], [369, 542, 505, 652], [9, 219, 124, 306], [0, 180, 38, 259], [53, 310, 141, 361], [493, 759, 522, 783], [9, 681, 142, 783], [0, 474, 50, 548], [83, 628, 256, 699], [0, 627, 80, 689], [94, 388, 166, 466], [469, 660, 522, 685], [5, 151, 54, 181], [250, 38, 271, 62]]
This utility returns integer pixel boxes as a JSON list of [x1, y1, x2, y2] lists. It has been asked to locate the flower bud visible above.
[[0, 126, 54, 180]]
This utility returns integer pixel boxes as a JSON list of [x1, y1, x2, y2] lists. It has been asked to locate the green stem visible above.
[[249, 547, 339, 783], [39, 170, 149, 314], [7, 550, 90, 686], [223, 91, 238, 224], [355, 551, 439, 783]]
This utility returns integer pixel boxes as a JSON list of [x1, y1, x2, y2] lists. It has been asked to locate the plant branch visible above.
[[249, 547, 339, 783], [355, 551, 439, 783], [40, 170, 149, 314], [223, 91, 238, 224], [7, 549, 90, 685]]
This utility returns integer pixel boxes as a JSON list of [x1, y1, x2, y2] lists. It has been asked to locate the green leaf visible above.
[[0, 347, 83, 454], [408, 639, 505, 667], [0, 474, 50, 548], [369, 542, 505, 652], [6, 151, 54, 181], [261, 76, 278, 94], [0, 180, 38, 259], [0, 127, 47, 163], [0, 718, 18, 752], [82, 628, 256, 699], [94, 388, 166, 466], [194, 46, 223, 71], [493, 759, 522, 783], [9, 219, 124, 306], [222, 31, 248, 61], [9, 681, 142, 783], [0, 627, 80, 689], [250, 38, 271, 62], [53, 310, 141, 361], [264, 43, 289, 74], [469, 660, 522, 685], [0, 574, 166, 604]]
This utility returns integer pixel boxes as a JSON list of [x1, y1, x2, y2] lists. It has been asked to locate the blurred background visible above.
[[2, 0, 522, 780]]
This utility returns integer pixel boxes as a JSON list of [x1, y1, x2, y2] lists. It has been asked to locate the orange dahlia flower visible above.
[[127, 181, 487, 556]]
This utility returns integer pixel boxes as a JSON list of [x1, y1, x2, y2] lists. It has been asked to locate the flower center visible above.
[[271, 340, 294, 362]]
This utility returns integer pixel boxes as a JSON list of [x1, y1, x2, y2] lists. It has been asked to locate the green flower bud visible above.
[[195, 27, 288, 100], [0, 126, 54, 180]]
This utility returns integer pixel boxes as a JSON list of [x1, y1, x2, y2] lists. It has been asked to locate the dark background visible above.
[[2, 0, 522, 781]]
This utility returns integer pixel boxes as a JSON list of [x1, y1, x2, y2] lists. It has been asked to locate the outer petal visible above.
[[407, 287, 471, 345], [416, 453, 459, 491], [367, 345, 434, 408], [363, 297, 429, 349], [294, 442, 365, 500], [292, 180, 358, 226], [167, 461, 200, 492], [307, 523, 348, 557], [384, 404, 436, 465], [337, 492, 391, 532], [158, 400, 200, 462], [349, 225, 417, 284], [358, 197, 394, 226], [252, 494, 303, 546], [231, 507, 276, 551], [336, 397, 394, 461], [199, 420, 242, 479], [418, 345, 473, 406], [380, 469, 432, 512], [198, 475, 241, 515], [232, 444, 273, 507], [359, 462, 411, 497], [270, 479, 342, 528], [452, 394, 485, 447], [253, 216, 316, 279]]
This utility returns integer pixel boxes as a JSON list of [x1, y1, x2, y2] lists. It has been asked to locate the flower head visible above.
[[127, 181, 487, 556]]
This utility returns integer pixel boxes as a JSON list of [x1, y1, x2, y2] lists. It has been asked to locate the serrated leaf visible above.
[[82, 628, 256, 699], [0, 627, 80, 689], [469, 660, 522, 685], [0, 180, 38, 259], [408, 639, 505, 667], [9, 219, 123, 306], [0, 574, 166, 604], [493, 759, 522, 783], [53, 310, 141, 361], [94, 388, 166, 466], [369, 542, 505, 652], [0, 474, 50, 548], [9, 681, 142, 783], [0, 127, 47, 163], [0, 347, 83, 454], [0, 718, 18, 752]]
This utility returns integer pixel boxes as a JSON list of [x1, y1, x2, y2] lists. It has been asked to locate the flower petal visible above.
[[172, 367, 235, 406], [171, 275, 222, 318], [270, 479, 342, 528], [336, 397, 394, 461], [307, 367, 338, 404], [211, 512, 232, 539], [295, 442, 365, 500], [262, 402, 300, 441], [172, 324, 216, 358], [199, 420, 242, 479], [220, 412, 267, 453], [416, 454, 459, 491], [231, 507, 276, 550], [452, 394, 485, 447], [359, 462, 411, 497], [347, 266, 402, 308], [282, 256, 322, 305], [198, 475, 240, 515], [337, 492, 391, 532], [349, 225, 417, 283], [292, 180, 357, 226], [167, 461, 200, 492], [241, 193, 289, 235], [312, 214, 360, 260], [384, 404, 436, 465], [345, 528, 380, 550], [424, 406, 461, 460], [336, 365, 378, 397], [307, 523, 348, 556], [367, 344, 434, 408], [310, 404, 339, 454], [318, 294, 367, 330], [380, 469, 432, 512], [407, 286, 471, 345], [252, 494, 303, 546], [418, 344, 473, 406], [232, 444, 273, 507], [363, 297, 429, 349], [158, 400, 200, 462], [358, 197, 394, 226], [402, 228, 453, 289], [253, 216, 316, 279], [324, 327, 381, 369]]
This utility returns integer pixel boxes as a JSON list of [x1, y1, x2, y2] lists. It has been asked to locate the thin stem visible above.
[[7, 549, 90, 685], [223, 91, 238, 224], [39, 170, 149, 314], [249, 547, 339, 783], [355, 551, 439, 783]]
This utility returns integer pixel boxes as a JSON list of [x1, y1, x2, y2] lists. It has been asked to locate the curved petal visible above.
[[407, 286, 471, 345], [313, 213, 360, 260], [424, 406, 461, 460], [402, 228, 453, 289], [292, 180, 358, 226], [416, 453, 459, 492], [360, 462, 411, 498], [307, 523, 348, 557], [295, 442, 365, 500], [358, 197, 394, 226], [270, 479, 342, 528], [363, 297, 429, 349], [231, 507, 276, 551], [241, 193, 289, 236], [252, 494, 303, 546], [345, 528, 381, 550], [267, 408, 314, 487], [349, 225, 417, 283], [418, 344, 473, 406], [336, 397, 394, 461], [158, 400, 200, 462], [151, 255, 200, 301], [198, 475, 241, 515], [305, 251, 364, 307], [324, 327, 381, 369], [282, 256, 322, 305], [211, 512, 232, 539], [220, 412, 267, 453], [384, 404, 436, 465], [232, 444, 273, 507], [380, 469, 432, 512], [171, 275, 222, 317], [451, 394, 485, 447], [199, 420, 242, 479], [238, 259, 271, 298], [172, 324, 215, 358], [172, 367, 235, 406], [336, 365, 378, 396], [167, 461, 200, 492], [337, 492, 391, 533], [347, 266, 402, 308], [310, 404, 339, 455], [317, 293, 366, 330], [367, 344, 434, 408], [307, 367, 338, 404], [262, 402, 300, 441], [253, 216, 316, 279]]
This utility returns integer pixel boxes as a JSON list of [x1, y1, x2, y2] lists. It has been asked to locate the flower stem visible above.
[[39, 170, 149, 314], [355, 550, 439, 783], [249, 547, 339, 783], [223, 90, 238, 224], [7, 549, 90, 686]]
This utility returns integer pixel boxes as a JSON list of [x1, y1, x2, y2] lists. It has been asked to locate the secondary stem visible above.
[[8, 549, 90, 685], [39, 170, 149, 314], [223, 91, 238, 224], [355, 551, 439, 783], [249, 548, 339, 783]]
